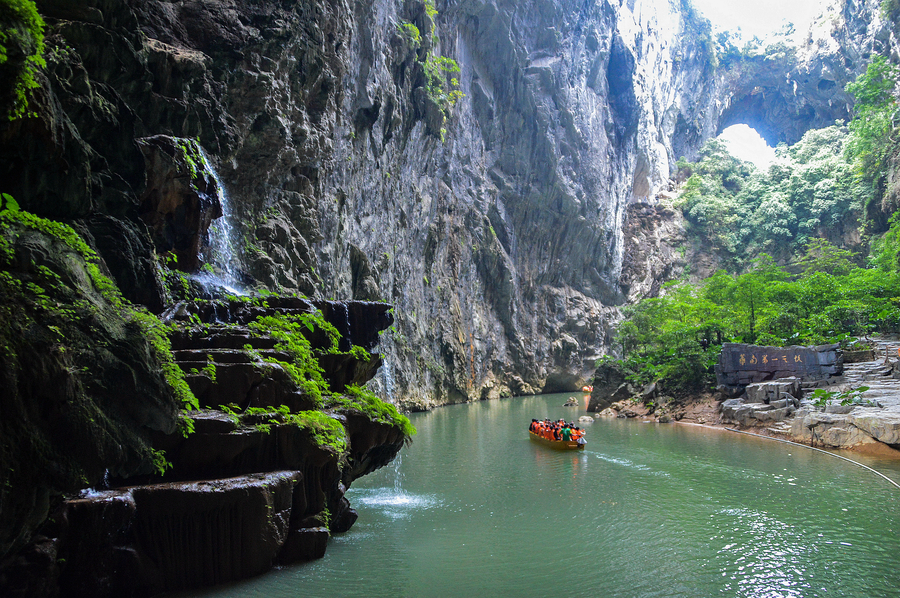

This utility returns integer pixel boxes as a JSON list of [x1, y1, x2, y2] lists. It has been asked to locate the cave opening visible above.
[[717, 123, 776, 169]]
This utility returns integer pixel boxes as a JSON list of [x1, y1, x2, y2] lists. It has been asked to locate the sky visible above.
[[719, 124, 777, 168], [690, 0, 830, 40]]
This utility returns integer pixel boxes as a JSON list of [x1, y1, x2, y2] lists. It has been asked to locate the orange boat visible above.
[[582, 385, 593, 393], [529, 431, 585, 450]]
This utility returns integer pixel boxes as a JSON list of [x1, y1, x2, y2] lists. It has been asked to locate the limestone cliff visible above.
[[0, 0, 894, 413]]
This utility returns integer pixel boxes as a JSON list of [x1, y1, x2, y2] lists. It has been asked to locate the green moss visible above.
[[229, 405, 348, 453], [0, 0, 46, 120], [0, 200, 199, 427], [132, 310, 199, 421], [201, 357, 217, 383], [326, 384, 416, 439], [247, 311, 341, 406], [291, 410, 348, 453]]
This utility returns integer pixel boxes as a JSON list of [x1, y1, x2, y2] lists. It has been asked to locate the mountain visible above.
[[0, 0, 893, 404]]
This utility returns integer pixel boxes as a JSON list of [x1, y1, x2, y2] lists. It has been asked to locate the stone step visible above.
[[766, 422, 791, 435], [173, 348, 293, 365], [171, 332, 279, 351], [182, 362, 313, 411], [61, 471, 319, 595], [801, 377, 844, 389]]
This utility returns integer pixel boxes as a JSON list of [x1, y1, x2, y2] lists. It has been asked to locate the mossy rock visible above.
[[0, 207, 186, 559]]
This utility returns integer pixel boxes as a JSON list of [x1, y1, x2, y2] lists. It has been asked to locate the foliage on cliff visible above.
[[239, 308, 415, 438], [247, 311, 340, 406], [845, 56, 899, 209], [0, 0, 45, 120], [326, 384, 416, 439], [612, 244, 900, 395], [677, 126, 869, 268], [0, 195, 192, 557]]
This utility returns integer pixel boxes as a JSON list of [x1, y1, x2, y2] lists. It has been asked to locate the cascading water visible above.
[[377, 358, 396, 401], [194, 148, 246, 296]]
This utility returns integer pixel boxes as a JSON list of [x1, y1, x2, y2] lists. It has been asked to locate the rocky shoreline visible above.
[[585, 340, 900, 458]]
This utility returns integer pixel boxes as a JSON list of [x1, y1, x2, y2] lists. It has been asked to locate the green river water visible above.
[[186, 393, 900, 598]]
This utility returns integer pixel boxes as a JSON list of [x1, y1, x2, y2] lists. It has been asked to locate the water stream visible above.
[[181, 393, 900, 598], [194, 148, 245, 295]]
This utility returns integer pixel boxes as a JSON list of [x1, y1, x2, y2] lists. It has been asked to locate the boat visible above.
[[529, 431, 585, 450], [582, 385, 593, 393]]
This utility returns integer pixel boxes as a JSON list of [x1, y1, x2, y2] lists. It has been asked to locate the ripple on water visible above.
[[351, 488, 442, 520], [591, 451, 670, 477]]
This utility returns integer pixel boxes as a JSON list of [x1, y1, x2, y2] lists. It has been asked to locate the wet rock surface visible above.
[[0, 220, 182, 564]]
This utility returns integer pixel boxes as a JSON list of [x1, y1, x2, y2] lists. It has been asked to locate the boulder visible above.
[[587, 363, 630, 412], [720, 398, 745, 420], [791, 411, 877, 448], [744, 378, 801, 404], [848, 409, 900, 445], [753, 407, 793, 422]]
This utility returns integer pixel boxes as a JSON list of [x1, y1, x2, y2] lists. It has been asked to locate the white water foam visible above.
[[195, 147, 246, 295]]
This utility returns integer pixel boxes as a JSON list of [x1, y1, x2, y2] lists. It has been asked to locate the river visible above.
[[184, 393, 900, 598]]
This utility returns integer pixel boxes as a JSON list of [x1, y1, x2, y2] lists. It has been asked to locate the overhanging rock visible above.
[[715, 343, 843, 396]]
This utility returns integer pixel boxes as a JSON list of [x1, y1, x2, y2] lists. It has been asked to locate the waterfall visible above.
[[391, 453, 403, 495], [194, 148, 246, 295], [376, 356, 396, 402]]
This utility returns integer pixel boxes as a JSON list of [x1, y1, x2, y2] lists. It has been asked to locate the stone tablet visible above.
[[715, 343, 843, 395]]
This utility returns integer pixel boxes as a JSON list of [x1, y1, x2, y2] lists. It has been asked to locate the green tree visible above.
[[845, 56, 899, 196], [796, 238, 857, 277]]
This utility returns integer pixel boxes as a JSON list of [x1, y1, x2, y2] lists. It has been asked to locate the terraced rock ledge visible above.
[[0, 296, 413, 598]]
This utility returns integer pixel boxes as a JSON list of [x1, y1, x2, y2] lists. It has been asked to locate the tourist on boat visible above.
[[560, 425, 572, 441]]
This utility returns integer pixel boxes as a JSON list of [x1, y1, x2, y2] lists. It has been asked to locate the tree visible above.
[[845, 56, 899, 196], [796, 238, 857, 277]]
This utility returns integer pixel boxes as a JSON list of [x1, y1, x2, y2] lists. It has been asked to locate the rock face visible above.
[[0, 0, 892, 409], [136, 135, 223, 273], [0, 214, 182, 563]]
